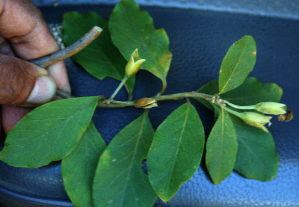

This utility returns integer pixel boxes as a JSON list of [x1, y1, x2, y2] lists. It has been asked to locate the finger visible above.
[[47, 61, 71, 93], [0, 0, 70, 92], [0, 109, 1, 135], [0, 54, 56, 105], [0, 36, 15, 56], [0, 0, 58, 59], [2, 105, 32, 134]]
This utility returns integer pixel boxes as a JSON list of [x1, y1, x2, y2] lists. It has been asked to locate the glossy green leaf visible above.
[[231, 115, 279, 181], [92, 111, 157, 207], [219, 35, 256, 94], [0, 97, 99, 168], [63, 11, 135, 94], [109, 0, 172, 93], [61, 122, 106, 207], [147, 102, 205, 202], [205, 107, 238, 185], [196, 77, 283, 110]]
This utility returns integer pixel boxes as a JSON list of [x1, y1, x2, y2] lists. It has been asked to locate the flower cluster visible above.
[[226, 102, 289, 132]]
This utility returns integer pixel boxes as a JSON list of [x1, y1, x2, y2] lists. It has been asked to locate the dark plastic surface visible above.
[[0, 3, 298, 207]]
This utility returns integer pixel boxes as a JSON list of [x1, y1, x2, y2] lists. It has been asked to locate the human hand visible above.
[[0, 0, 70, 134]]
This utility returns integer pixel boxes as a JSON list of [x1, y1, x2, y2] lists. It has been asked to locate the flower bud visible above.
[[125, 48, 146, 78], [240, 112, 272, 132], [255, 102, 287, 115], [134, 98, 158, 109], [131, 48, 139, 61]]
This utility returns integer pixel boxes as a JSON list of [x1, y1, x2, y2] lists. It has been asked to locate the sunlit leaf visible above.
[[147, 102, 205, 201], [205, 107, 238, 185], [109, 0, 172, 94], [92, 111, 157, 207], [196, 77, 283, 110], [61, 122, 106, 207], [231, 115, 279, 181], [0, 97, 99, 168], [63, 11, 135, 94], [219, 35, 256, 94]]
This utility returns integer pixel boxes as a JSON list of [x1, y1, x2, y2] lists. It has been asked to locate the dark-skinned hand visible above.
[[0, 0, 70, 134]]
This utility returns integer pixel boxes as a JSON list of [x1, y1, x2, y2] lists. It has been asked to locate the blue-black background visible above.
[[0, 1, 298, 206]]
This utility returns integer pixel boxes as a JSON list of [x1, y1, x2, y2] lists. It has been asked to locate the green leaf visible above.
[[231, 115, 279, 181], [196, 77, 283, 110], [109, 0, 172, 94], [63, 11, 135, 94], [147, 102, 205, 202], [0, 96, 99, 168], [197, 76, 281, 181], [219, 35, 256, 94], [221, 77, 282, 105], [205, 107, 238, 185], [61, 121, 106, 207], [92, 111, 157, 207]]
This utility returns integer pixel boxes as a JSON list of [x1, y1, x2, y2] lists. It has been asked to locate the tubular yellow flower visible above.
[[255, 102, 287, 115], [125, 48, 146, 78], [240, 112, 272, 132]]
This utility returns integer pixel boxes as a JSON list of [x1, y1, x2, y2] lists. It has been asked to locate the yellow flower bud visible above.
[[255, 102, 287, 115], [125, 49, 146, 78], [240, 112, 272, 132]]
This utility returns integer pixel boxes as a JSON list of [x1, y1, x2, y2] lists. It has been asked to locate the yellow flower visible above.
[[240, 112, 272, 132], [125, 48, 145, 78]]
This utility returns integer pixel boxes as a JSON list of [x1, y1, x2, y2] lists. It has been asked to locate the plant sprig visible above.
[[0, 0, 292, 206]]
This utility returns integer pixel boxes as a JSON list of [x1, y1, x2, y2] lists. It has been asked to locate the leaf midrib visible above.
[[164, 103, 190, 198], [119, 113, 149, 205], [219, 38, 250, 94], [1, 98, 98, 157]]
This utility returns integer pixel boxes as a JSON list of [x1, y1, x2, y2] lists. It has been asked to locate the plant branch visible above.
[[30, 26, 103, 68], [56, 89, 75, 99], [98, 91, 216, 108]]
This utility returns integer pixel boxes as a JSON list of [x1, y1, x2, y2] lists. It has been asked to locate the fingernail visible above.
[[25, 76, 57, 104]]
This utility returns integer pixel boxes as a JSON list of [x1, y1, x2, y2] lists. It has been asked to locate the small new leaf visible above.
[[205, 107, 238, 185], [219, 35, 256, 94], [0, 96, 100, 168], [147, 102, 205, 201]]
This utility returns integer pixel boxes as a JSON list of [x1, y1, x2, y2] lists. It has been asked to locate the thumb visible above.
[[0, 54, 56, 105]]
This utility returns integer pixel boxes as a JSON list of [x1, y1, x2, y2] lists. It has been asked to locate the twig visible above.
[[98, 91, 215, 108], [30, 26, 103, 68], [56, 89, 75, 99]]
